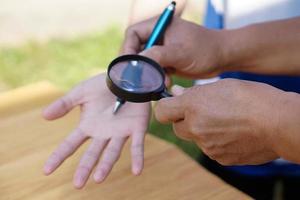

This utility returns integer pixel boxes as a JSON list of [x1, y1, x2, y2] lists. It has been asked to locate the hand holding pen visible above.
[[113, 1, 176, 114]]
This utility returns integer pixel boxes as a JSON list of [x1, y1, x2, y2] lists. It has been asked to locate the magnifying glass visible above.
[[106, 54, 172, 103]]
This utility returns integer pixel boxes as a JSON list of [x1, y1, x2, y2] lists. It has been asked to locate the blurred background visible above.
[[0, 0, 204, 158]]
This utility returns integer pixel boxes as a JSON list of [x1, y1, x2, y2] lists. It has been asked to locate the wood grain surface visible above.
[[0, 82, 250, 200]]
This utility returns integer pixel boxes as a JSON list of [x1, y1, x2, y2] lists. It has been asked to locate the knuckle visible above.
[[202, 150, 217, 162], [60, 139, 75, 153], [125, 25, 134, 36], [186, 119, 200, 136], [131, 151, 143, 158], [172, 125, 181, 136], [78, 165, 91, 172], [148, 46, 163, 61], [202, 142, 217, 151], [154, 104, 167, 123], [85, 150, 98, 159], [60, 97, 71, 110], [172, 122, 194, 141], [203, 147, 223, 161], [99, 162, 111, 172], [173, 129, 190, 141], [188, 124, 200, 136], [131, 143, 143, 154], [197, 132, 209, 142], [50, 151, 62, 162], [106, 147, 120, 155], [92, 138, 104, 146]]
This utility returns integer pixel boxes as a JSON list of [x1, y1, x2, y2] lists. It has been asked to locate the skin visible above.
[[155, 81, 300, 165], [43, 1, 184, 188], [122, 16, 226, 78], [122, 16, 300, 164], [43, 74, 150, 189], [43, 8, 300, 187], [123, 16, 300, 76], [221, 17, 300, 75]]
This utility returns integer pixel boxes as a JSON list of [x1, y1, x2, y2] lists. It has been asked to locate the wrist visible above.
[[270, 91, 300, 161], [202, 29, 231, 75], [219, 25, 263, 73], [218, 28, 243, 72], [211, 28, 241, 74]]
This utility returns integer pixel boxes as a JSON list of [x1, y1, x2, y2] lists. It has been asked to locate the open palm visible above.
[[43, 73, 151, 189]]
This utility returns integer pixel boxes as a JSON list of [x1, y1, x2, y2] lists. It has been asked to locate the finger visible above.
[[43, 85, 83, 120], [164, 74, 173, 88], [131, 132, 145, 176], [43, 128, 87, 175], [73, 139, 108, 189], [171, 85, 185, 96], [139, 45, 183, 69], [173, 120, 194, 141], [93, 138, 127, 183], [120, 17, 158, 55], [154, 96, 185, 124]]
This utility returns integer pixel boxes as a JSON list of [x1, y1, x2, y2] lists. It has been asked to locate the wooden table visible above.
[[0, 82, 250, 200]]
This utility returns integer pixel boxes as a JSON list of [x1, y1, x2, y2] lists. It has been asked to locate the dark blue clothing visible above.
[[221, 72, 300, 93]]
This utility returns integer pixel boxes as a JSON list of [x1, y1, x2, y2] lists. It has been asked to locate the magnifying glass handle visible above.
[[160, 91, 173, 98]]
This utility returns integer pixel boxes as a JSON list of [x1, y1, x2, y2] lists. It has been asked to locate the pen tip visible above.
[[113, 101, 122, 114], [171, 1, 176, 6]]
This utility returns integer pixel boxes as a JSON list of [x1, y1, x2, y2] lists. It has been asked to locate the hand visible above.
[[121, 16, 225, 78], [43, 73, 151, 189], [154, 79, 285, 165]]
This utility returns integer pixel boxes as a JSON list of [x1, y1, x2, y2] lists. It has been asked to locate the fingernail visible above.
[[171, 85, 185, 96], [74, 176, 84, 189], [42, 106, 53, 119], [43, 165, 52, 175], [132, 165, 141, 176], [94, 172, 105, 183]]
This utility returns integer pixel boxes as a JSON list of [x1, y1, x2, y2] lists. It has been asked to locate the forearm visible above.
[[271, 92, 300, 163], [221, 17, 300, 75]]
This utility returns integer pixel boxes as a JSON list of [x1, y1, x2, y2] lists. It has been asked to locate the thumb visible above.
[[154, 96, 185, 124], [139, 45, 179, 68], [43, 85, 83, 120], [171, 85, 185, 96]]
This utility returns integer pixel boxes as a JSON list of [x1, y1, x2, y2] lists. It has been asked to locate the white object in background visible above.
[[195, 77, 220, 85], [225, 0, 300, 29]]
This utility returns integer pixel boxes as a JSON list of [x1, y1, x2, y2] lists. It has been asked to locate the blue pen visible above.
[[113, 1, 176, 114]]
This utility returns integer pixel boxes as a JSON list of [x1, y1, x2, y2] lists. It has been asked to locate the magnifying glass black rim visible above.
[[106, 54, 168, 103]]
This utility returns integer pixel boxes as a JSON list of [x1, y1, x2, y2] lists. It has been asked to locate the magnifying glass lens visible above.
[[107, 54, 172, 103], [109, 60, 164, 93]]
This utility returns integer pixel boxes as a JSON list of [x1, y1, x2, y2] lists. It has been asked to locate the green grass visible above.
[[0, 27, 201, 160], [149, 76, 201, 159], [0, 27, 122, 89]]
